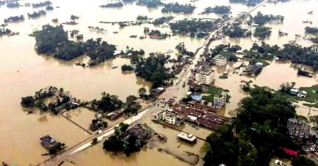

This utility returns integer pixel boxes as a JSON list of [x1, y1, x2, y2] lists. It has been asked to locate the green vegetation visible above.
[[169, 19, 218, 38], [33, 25, 116, 64], [33, 25, 83, 59], [204, 87, 298, 166], [175, 42, 194, 57], [70, 15, 79, 20], [222, 25, 251, 38], [203, 6, 230, 15], [219, 75, 228, 79], [137, 15, 148, 20], [0, 27, 11, 36], [135, 54, 172, 88], [103, 123, 150, 156], [202, 86, 228, 103], [229, 0, 262, 6], [100, 2, 124, 8], [91, 92, 124, 113], [84, 38, 116, 66], [210, 44, 241, 62], [153, 16, 174, 25], [21, 96, 36, 108], [7, 2, 20, 8], [298, 85, 318, 103], [253, 26, 272, 38], [305, 26, 318, 35], [161, 3, 195, 14], [311, 37, 318, 43], [148, 29, 168, 39], [253, 12, 284, 26], [20, 87, 78, 114], [292, 156, 316, 166], [4, 15, 24, 23], [137, 0, 163, 7], [220, 51, 238, 62], [123, 0, 135, 2], [121, 65, 134, 71], [28, 10, 46, 18], [246, 42, 318, 71], [32, 1, 52, 8], [46, 6, 54, 10]]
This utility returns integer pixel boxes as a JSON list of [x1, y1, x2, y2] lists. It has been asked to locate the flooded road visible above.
[[1, 0, 318, 165]]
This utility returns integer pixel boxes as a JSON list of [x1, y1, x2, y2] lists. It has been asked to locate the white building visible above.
[[155, 110, 182, 126], [195, 65, 214, 85], [177, 132, 197, 144], [213, 91, 227, 108], [213, 54, 227, 66]]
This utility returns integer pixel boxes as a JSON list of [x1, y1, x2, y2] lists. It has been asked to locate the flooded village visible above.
[[1, 0, 318, 166]]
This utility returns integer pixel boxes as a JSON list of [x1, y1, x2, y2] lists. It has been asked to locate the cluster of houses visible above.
[[89, 119, 108, 131], [153, 102, 230, 130], [121, 124, 151, 147], [242, 62, 264, 76]]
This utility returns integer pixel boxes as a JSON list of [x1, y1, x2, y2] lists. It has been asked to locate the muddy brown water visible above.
[[1, 0, 318, 165]]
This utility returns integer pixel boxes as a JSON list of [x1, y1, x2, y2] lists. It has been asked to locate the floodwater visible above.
[[1, 0, 318, 165]]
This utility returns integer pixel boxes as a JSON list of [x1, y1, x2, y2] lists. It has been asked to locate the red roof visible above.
[[150, 34, 158, 38], [282, 147, 298, 156]]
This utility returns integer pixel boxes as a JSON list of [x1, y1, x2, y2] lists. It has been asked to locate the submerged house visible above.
[[40, 135, 64, 151], [213, 91, 227, 108], [243, 62, 263, 76], [212, 54, 227, 66], [287, 118, 310, 139], [177, 132, 197, 144], [155, 110, 183, 126]]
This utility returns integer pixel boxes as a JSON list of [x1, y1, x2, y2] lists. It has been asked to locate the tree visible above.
[[126, 95, 138, 105], [119, 122, 129, 132], [138, 87, 147, 98], [21, 96, 35, 108], [204, 87, 297, 166], [103, 135, 124, 152], [292, 156, 316, 166]]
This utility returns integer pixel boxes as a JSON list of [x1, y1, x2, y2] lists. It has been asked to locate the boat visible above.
[[308, 11, 313, 14], [113, 31, 118, 34], [130, 35, 137, 38], [112, 66, 118, 69]]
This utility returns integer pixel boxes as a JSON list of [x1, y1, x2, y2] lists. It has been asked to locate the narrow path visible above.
[[37, 1, 269, 165], [60, 114, 93, 135]]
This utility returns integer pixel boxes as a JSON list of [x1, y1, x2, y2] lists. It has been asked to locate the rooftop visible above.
[[177, 132, 197, 142]]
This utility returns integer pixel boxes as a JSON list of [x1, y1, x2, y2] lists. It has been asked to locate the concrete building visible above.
[[155, 110, 183, 126], [287, 118, 310, 139], [177, 132, 197, 144], [212, 54, 227, 66], [213, 91, 227, 108], [195, 64, 214, 85]]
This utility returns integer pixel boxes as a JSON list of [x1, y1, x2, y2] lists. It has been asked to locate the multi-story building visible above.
[[212, 54, 227, 66], [195, 64, 214, 85], [213, 91, 227, 108], [155, 110, 183, 126], [287, 118, 310, 139]]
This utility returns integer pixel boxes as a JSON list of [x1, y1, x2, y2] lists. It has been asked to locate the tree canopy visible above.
[[135, 54, 172, 88], [91, 93, 124, 113], [204, 87, 297, 166]]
